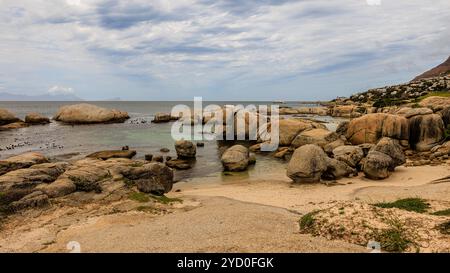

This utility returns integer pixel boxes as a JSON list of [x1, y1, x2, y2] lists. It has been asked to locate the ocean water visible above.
[[0, 101, 343, 180]]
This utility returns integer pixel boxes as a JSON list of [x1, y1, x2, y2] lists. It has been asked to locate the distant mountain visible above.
[[414, 55, 450, 81], [0, 92, 83, 101]]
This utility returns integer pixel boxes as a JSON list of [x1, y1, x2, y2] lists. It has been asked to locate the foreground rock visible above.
[[25, 112, 50, 124], [287, 144, 328, 183], [0, 162, 69, 204], [125, 162, 174, 195], [0, 108, 20, 125], [346, 113, 409, 145], [363, 137, 405, 179], [87, 150, 137, 160], [0, 152, 49, 175], [175, 140, 196, 158], [53, 103, 129, 124], [221, 145, 250, 171], [0, 155, 175, 212]]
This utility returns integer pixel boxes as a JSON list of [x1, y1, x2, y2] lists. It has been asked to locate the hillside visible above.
[[414, 56, 450, 81]]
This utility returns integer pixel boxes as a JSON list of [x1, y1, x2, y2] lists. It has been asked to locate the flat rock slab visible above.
[[86, 150, 137, 160]]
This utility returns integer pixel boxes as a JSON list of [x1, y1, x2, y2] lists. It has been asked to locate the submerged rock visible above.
[[53, 103, 129, 124], [87, 150, 137, 160], [175, 140, 197, 158]]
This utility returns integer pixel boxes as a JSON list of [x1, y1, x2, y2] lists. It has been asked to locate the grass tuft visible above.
[[437, 221, 450, 235], [431, 209, 450, 216], [374, 198, 430, 213], [149, 194, 182, 204], [373, 216, 419, 253], [128, 192, 150, 203], [299, 211, 318, 231]]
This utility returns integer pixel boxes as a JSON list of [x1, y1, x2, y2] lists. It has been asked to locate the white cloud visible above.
[[47, 85, 75, 95]]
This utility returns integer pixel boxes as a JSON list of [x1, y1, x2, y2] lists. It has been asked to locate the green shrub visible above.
[[374, 198, 430, 213]]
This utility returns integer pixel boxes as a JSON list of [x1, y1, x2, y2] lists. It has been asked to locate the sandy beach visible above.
[[0, 161, 448, 253]]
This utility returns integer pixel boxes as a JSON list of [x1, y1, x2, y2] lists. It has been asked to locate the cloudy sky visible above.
[[0, 0, 449, 100]]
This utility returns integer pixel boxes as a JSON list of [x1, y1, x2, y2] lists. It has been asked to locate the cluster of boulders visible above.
[[0, 150, 176, 213], [286, 136, 406, 182], [1, 103, 131, 131], [0, 109, 50, 130], [348, 75, 450, 103]]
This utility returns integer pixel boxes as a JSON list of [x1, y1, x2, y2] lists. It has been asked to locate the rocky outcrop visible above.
[[87, 150, 137, 160], [362, 137, 405, 179], [286, 144, 329, 183], [53, 103, 129, 124], [291, 128, 338, 148], [348, 76, 450, 103], [0, 162, 69, 204], [408, 113, 445, 151], [175, 140, 196, 158], [0, 108, 20, 125], [414, 56, 450, 81], [221, 145, 250, 172], [331, 105, 365, 118], [419, 96, 450, 111], [346, 113, 409, 145], [0, 152, 49, 175], [25, 112, 50, 124]]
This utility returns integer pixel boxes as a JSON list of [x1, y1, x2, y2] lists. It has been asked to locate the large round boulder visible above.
[[175, 140, 197, 158], [408, 114, 445, 151], [362, 151, 394, 180], [53, 103, 129, 124], [286, 144, 328, 183], [370, 137, 405, 168], [346, 113, 409, 145], [0, 108, 20, 126], [221, 145, 250, 171]]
